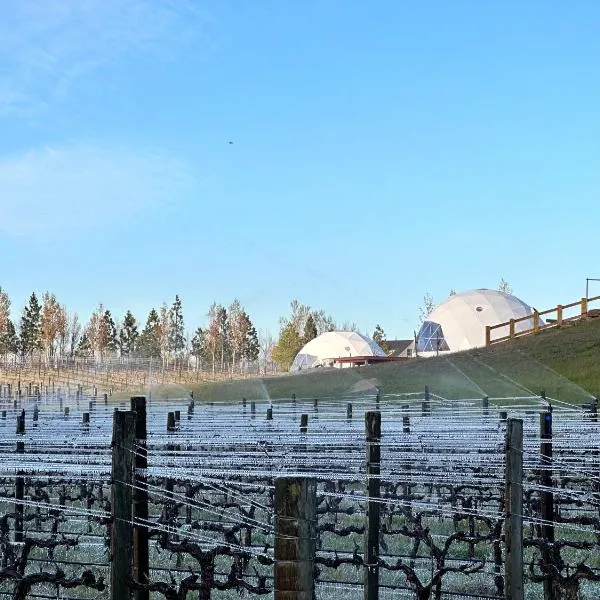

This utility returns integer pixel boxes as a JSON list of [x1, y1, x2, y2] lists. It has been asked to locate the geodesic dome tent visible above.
[[290, 331, 386, 371], [416, 289, 539, 354]]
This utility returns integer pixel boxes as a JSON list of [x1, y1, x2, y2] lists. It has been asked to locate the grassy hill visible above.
[[187, 318, 600, 404]]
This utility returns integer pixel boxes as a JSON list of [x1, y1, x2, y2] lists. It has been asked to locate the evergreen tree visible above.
[[0, 319, 18, 356], [75, 333, 92, 357], [191, 327, 208, 368], [119, 311, 139, 356], [103, 310, 118, 353], [244, 321, 260, 365], [168, 295, 185, 355], [302, 314, 318, 345], [272, 322, 302, 371], [138, 309, 162, 359], [19, 292, 42, 357], [372, 324, 391, 354]]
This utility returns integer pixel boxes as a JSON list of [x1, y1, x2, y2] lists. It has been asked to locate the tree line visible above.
[[0, 289, 262, 374]]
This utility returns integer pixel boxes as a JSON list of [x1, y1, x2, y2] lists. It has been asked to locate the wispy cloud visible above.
[[0, 144, 195, 236], [0, 0, 208, 117]]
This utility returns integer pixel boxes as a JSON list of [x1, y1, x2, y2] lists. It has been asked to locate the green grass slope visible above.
[[184, 319, 600, 404]]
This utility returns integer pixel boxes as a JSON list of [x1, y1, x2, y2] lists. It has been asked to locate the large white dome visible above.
[[416, 289, 538, 353], [291, 331, 386, 371]]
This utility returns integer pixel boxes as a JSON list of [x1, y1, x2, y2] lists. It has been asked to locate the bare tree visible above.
[[0, 287, 10, 340], [498, 278, 513, 295], [418, 293, 435, 325], [205, 303, 222, 377], [41, 292, 63, 360], [228, 299, 248, 373], [258, 329, 275, 375], [158, 303, 171, 367], [68, 313, 81, 359], [280, 300, 336, 337], [85, 304, 108, 360]]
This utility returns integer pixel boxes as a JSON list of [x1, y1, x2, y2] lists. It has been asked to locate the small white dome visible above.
[[416, 289, 539, 353], [291, 331, 385, 371]]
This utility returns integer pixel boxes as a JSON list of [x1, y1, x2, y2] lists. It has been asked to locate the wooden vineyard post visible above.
[[422, 386, 431, 416], [504, 418, 524, 600], [483, 396, 489, 418], [15, 410, 25, 544], [364, 411, 381, 600], [111, 410, 136, 600], [539, 411, 555, 600], [274, 477, 316, 600], [300, 413, 308, 434], [131, 396, 149, 600], [347, 402, 353, 420]]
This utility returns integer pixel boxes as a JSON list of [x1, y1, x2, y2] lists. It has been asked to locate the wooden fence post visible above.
[[111, 410, 136, 600], [505, 418, 523, 600], [556, 305, 563, 326], [347, 402, 353, 420], [131, 396, 149, 600], [274, 477, 316, 600], [540, 411, 555, 600], [485, 326, 491, 346], [365, 411, 381, 600], [533, 311, 540, 333], [581, 297, 588, 318]]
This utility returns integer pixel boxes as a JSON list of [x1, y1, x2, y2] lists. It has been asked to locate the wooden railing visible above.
[[485, 295, 600, 346]]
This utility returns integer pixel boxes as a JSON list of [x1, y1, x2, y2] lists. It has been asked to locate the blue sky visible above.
[[1, 0, 599, 340]]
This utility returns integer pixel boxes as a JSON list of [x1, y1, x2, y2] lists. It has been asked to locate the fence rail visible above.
[[485, 294, 600, 346]]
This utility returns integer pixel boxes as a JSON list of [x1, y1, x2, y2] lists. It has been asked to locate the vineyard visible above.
[[0, 384, 598, 599]]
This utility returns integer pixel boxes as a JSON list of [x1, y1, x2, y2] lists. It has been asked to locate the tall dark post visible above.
[[300, 413, 308, 434], [364, 411, 381, 600], [347, 402, 353, 420], [15, 411, 25, 544], [131, 397, 149, 600], [505, 419, 524, 600], [111, 410, 136, 600], [422, 386, 430, 416], [539, 411, 555, 600], [167, 411, 176, 432], [483, 396, 489, 417], [274, 477, 316, 600]]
